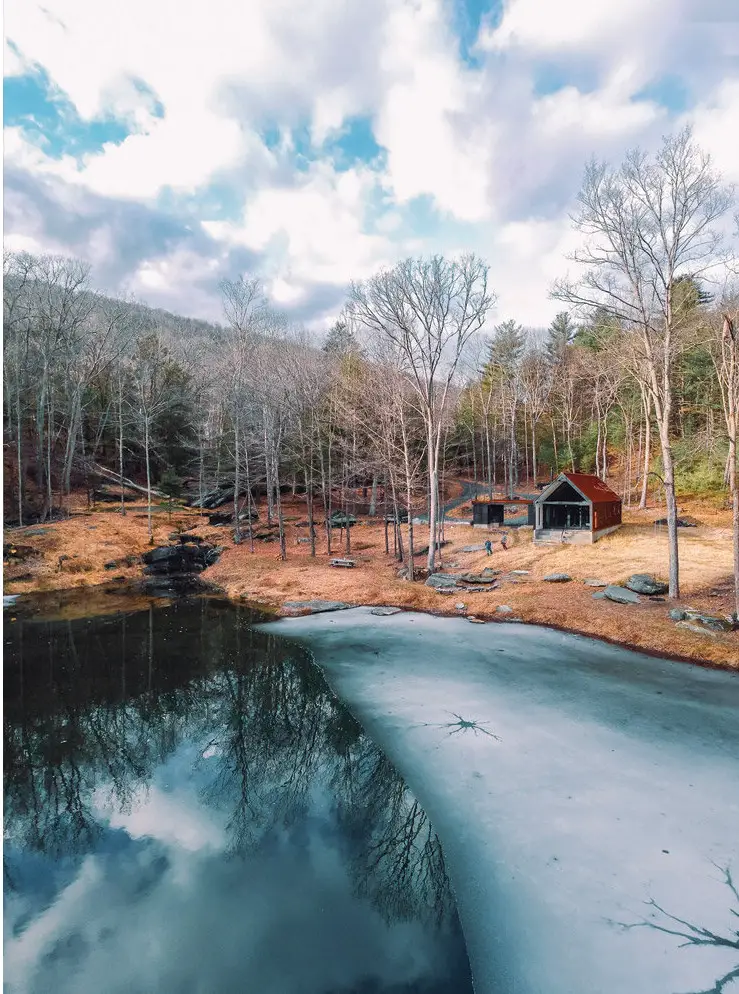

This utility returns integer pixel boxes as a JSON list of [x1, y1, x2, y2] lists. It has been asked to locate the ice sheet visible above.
[[263, 608, 739, 994]]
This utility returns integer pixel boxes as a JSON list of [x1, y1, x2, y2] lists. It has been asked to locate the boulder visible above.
[[282, 600, 351, 616], [467, 617, 486, 624], [603, 585, 641, 605], [425, 573, 461, 589], [654, 516, 698, 528], [668, 608, 687, 621], [458, 573, 497, 584], [496, 605, 513, 614], [329, 512, 357, 527], [141, 543, 221, 576], [583, 578, 607, 587], [543, 573, 572, 583], [455, 603, 466, 611], [510, 570, 530, 576], [370, 606, 402, 616], [592, 591, 607, 600], [626, 574, 669, 596]]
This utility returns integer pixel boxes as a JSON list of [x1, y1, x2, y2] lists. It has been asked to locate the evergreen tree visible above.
[[322, 319, 359, 357], [485, 319, 525, 377], [545, 311, 576, 363]]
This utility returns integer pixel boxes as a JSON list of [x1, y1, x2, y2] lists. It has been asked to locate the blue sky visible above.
[[4, 0, 738, 329]]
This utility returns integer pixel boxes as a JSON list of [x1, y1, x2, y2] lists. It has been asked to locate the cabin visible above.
[[471, 496, 536, 528], [534, 473, 622, 544]]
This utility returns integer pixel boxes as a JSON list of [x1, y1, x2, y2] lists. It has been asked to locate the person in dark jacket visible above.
[[484, 540, 493, 555]]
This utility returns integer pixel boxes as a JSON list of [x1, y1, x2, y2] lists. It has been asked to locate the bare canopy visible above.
[[349, 254, 494, 571]]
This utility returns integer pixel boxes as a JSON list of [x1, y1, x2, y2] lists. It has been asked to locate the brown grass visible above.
[[4, 493, 737, 670]]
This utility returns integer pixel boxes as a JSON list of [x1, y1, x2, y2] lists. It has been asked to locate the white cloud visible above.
[[479, 0, 670, 54], [687, 79, 739, 183], [3, 0, 738, 327]]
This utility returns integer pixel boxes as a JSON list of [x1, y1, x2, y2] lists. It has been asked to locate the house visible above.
[[471, 496, 536, 528], [533, 473, 622, 544]]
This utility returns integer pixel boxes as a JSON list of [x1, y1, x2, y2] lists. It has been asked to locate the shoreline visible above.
[[6, 576, 738, 675], [4, 500, 737, 670]]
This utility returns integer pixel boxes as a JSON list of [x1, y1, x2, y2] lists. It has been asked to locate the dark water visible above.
[[3, 598, 473, 994]]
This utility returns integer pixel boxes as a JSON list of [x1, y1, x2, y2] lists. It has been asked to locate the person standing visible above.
[[500, 532, 508, 551], [484, 539, 493, 556]]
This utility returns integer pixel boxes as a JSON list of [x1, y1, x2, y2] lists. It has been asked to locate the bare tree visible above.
[[553, 128, 733, 597], [350, 255, 494, 571], [708, 300, 739, 619]]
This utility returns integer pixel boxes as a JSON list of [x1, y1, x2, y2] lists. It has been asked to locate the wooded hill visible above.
[[3, 129, 738, 610]]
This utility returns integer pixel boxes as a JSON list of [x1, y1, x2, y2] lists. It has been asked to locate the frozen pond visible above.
[[265, 608, 739, 994], [3, 599, 472, 994]]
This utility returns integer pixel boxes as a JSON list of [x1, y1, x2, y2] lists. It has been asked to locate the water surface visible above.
[[3, 598, 472, 994]]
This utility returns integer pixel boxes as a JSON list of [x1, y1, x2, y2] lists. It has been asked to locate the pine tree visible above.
[[322, 319, 359, 357], [545, 311, 576, 363]]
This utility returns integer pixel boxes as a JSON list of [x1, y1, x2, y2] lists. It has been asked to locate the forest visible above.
[[3, 129, 738, 609]]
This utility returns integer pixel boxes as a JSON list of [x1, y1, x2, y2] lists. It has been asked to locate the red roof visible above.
[[562, 472, 621, 504]]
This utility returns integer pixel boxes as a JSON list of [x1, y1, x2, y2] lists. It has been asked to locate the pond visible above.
[[3, 598, 473, 994]]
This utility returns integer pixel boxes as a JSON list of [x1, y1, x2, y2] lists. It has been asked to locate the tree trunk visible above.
[[660, 429, 680, 599], [244, 446, 255, 553], [16, 385, 24, 526], [730, 425, 738, 620], [144, 415, 153, 543], [233, 419, 241, 544], [119, 377, 127, 517], [640, 392, 651, 510], [275, 461, 286, 561], [427, 419, 438, 573]]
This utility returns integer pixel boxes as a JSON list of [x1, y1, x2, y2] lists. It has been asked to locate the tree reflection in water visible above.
[[4, 599, 453, 929]]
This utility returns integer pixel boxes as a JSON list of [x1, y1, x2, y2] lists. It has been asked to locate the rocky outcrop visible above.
[[282, 600, 352, 616], [370, 606, 403, 616], [543, 573, 572, 583], [674, 610, 735, 633], [141, 542, 221, 577], [425, 573, 461, 589]]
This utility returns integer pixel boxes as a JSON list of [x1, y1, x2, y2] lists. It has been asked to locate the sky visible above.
[[3, 0, 739, 332]]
